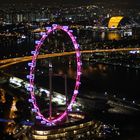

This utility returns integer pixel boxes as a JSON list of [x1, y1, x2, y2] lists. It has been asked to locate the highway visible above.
[[0, 47, 140, 69]]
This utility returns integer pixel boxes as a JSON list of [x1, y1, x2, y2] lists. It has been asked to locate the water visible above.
[[1, 59, 140, 140], [0, 28, 140, 139], [37, 62, 140, 102]]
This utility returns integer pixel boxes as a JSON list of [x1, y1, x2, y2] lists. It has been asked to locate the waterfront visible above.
[[0, 60, 140, 139], [0, 27, 140, 139], [0, 0, 140, 139], [4, 60, 140, 102]]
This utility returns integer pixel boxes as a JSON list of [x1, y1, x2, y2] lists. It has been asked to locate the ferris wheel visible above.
[[27, 24, 82, 126]]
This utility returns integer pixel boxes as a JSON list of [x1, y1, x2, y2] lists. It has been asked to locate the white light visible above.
[[113, 95, 116, 98], [76, 108, 80, 111], [74, 90, 78, 94], [123, 98, 126, 100], [9, 77, 23, 87], [40, 88, 49, 95], [57, 95, 63, 99], [21, 35, 26, 39]]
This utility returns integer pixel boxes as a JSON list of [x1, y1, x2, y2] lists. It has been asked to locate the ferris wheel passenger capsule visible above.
[[27, 74, 34, 80], [69, 30, 73, 33], [31, 51, 38, 55], [28, 62, 36, 67], [28, 99, 34, 103], [41, 121, 46, 124], [75, 44, 79, 49], [32, 108, 38, 113], [36, 116, 42, 120], [35, 40, 43, 45], [27, 87, 34, 92], [74, 90, 78, 94], [77, 72, 82, 76], [52, 24, 58, 27], [62, 26, 68, 30]]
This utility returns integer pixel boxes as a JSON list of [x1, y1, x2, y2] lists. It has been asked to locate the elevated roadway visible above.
[[0, 48, 140, 69]]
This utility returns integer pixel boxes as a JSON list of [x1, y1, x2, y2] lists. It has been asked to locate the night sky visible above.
[[0, 0, 140, 8], [0, 0, 139, 4]]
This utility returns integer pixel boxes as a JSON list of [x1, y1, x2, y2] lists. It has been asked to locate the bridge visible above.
[[0, 47, 140, 69]]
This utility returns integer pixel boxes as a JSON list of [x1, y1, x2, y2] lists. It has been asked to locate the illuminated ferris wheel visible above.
[[27, 24, 82, 126]]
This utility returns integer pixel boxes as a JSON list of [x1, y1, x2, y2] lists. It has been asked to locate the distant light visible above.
[[113, 95, 116, 98], [21, 35, 26, 39], [76, 108, 80, 111], [123, 98, 126, 101], [49, 63, 52, 68], [129, 50, 140, 54]]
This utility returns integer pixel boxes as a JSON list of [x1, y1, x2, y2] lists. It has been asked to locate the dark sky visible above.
[[0, 0, 140, 6], [0, 0, 137, 2]]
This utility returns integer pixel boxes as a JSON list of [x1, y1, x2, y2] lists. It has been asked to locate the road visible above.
[[0, 48, 140, 69]]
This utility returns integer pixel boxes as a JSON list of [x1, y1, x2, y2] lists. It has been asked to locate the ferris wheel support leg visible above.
[[65, 74, 69, 122], [49, 63, 53, 120]]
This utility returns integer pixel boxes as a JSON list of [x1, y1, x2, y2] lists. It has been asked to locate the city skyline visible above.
[[0, 0, 140, 139]]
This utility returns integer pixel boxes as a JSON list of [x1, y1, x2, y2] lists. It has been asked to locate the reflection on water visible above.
[[0, 88, 6, 103], [68, 65, 76, 79], [107, 32, 121, 40], [5, 97, 17, 134], [69, 63, 107, 75], [1, 61, 140, 140], [9, 97, 17, 119], [52, 62, 140, 102]]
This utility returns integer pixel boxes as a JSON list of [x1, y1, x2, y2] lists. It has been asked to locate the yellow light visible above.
[[108, 16, 123, 28]]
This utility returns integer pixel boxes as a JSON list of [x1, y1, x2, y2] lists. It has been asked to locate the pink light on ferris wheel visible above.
[[28, 24, 82, 125]]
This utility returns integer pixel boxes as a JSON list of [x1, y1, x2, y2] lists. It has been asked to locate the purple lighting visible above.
[[28, 25, 82, 125]]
